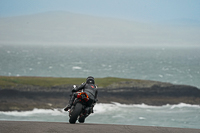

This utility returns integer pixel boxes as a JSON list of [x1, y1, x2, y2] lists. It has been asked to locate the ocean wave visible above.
[[111, 102, 200, 108], [0, 108, 65, 117], [0, 103, 199, 116], [93, 102, 200, 114], [1, 102, 199, 129], [170, 103, 200, 109]]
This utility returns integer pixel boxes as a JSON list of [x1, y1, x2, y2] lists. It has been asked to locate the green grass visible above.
[[95, 77, 133, 87], [0, 76, 133, 88]]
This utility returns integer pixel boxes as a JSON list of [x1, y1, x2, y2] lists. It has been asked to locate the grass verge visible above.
[[0, 76, 134, 88]]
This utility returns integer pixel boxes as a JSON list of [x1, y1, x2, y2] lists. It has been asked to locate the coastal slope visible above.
[[0, 76, 200, 111]]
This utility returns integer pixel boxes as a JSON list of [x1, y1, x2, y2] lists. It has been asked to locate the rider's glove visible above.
[[72, 88, 76, 92]]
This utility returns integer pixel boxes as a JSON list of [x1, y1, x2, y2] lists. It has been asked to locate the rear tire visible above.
[[78, 116, 86, 123], [69, 103, 83, 124]]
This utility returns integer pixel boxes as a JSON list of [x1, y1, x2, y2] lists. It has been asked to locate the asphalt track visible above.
[[0, 121, 200, 133]]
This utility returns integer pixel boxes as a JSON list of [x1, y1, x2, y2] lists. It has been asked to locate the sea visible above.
[[0, 44, 200, 129]]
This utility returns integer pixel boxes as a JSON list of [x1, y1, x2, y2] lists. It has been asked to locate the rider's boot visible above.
[[64, 94, 75, 111], [64, 104, 71, 111], [91, 107, 94, 113]]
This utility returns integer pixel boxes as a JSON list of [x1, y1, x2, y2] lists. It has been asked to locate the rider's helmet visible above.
[[86, 76, 95, 84]]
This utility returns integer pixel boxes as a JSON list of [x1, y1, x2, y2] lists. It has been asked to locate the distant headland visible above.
[[0, 76, 200, 111]]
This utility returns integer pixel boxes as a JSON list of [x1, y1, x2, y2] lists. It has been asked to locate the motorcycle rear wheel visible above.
[[69, 103, 83, 124], [78, 116, 86, 123]]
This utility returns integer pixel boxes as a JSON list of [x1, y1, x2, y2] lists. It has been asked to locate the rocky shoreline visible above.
[[0, 79, 200, 111]]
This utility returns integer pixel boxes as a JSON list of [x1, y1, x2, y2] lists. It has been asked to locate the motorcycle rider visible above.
[[64, 76, 98, 113]]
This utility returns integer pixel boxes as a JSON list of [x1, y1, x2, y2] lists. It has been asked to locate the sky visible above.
[[0, 0, 200, 23]]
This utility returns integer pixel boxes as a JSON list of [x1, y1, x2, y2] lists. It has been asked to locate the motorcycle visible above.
[[68, 85, 94, 124]]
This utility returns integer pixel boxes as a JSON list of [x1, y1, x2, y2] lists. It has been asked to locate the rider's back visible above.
[[83, 83, 97, 100]]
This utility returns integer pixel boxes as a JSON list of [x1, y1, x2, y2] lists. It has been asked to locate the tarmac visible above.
[[0, 121, 200, 133]]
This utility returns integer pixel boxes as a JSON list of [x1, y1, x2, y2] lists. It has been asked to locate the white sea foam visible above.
[[0, 108, 65, 117], [170, 103, 200, 109], [49, 66, 53, 69], [1, 103, 180, 116], [110, 102, 172, 109], [72, 66, 82, 70], [139, 117, 146, 120], [93, 102, 200, 114], [0, 103, 199, 117]]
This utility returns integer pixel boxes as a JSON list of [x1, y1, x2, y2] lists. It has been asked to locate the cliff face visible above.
[[0, 81, 200, 111], [100, 85, 200, 105], [0, 85, 71, 111]]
